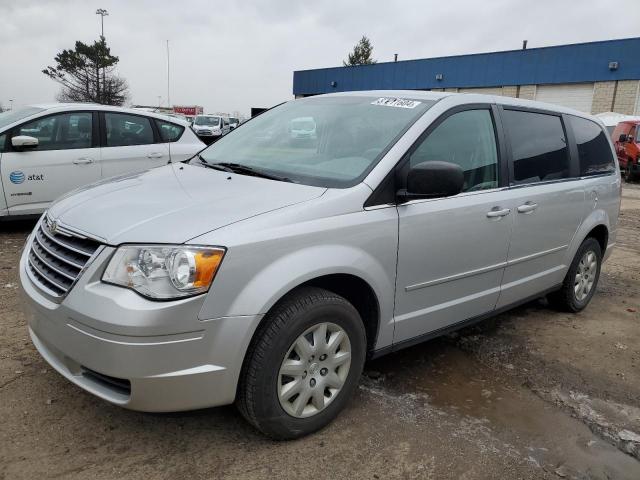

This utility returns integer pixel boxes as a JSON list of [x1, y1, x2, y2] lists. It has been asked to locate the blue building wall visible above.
[[293, 37, 640, 96]]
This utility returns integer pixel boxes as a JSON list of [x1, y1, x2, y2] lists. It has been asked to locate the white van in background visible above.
[[0, 104, 204, 219], [192, 115, 230, 143]]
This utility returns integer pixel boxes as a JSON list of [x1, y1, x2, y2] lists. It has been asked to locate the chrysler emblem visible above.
[[46, 217, 59, 235]]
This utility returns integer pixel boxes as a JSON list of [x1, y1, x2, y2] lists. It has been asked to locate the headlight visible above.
[[102, 245, 225, 300]]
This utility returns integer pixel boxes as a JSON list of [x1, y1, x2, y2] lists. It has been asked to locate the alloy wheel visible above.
[[574, 250, 597, 301]]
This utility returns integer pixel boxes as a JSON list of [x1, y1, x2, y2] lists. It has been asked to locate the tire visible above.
[[236, 286, 367, 439], [548, 237, 602, 312]]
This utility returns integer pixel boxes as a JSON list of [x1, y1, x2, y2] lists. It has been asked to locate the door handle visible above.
[[73, 157, 94, 165], [147, 152, 164, 159], [486, 208, 511, 218], [517, 202, 538, 214]]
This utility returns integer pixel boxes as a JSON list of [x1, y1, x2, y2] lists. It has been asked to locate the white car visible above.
[[0, 103, 204, 219], [192, 115, 230, 142]]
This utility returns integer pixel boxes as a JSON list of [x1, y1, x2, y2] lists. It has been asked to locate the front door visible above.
[[394, 107, 513, 343], [1, 111, 100, 215]]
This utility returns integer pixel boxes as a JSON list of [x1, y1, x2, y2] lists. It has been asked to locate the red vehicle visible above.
[[612, 120, 640, 181]]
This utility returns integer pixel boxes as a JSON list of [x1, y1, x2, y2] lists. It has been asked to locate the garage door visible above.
[[459, 87, 504, 96], [535, 84, 594, 112]]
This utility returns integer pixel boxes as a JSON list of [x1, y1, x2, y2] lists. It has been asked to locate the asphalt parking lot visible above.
[[1, 185, 639, 480]]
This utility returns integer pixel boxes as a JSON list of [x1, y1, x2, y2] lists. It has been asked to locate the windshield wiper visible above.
[[198, 156, 234, 172], [205, 162, 293, 183]]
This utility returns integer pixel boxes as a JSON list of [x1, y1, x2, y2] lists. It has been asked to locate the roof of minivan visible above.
[[316, 90, 600, 121]]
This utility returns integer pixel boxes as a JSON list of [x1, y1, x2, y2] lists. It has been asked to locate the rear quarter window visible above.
[[569, 116, 616, 176], [155, 119, 185, 143]]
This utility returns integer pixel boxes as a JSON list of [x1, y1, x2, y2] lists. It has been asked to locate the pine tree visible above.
[[343, 36, 377, 66], [42, 38, 129, 106]]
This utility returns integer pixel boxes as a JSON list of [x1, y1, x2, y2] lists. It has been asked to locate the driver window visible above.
[[15, 112, 93, 151], [409, 109, 499, 192]]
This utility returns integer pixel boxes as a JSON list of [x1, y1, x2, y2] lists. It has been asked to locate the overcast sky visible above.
[[1, 0, 638, 116]]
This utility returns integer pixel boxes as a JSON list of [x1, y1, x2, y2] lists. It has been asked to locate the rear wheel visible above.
[[236, 287, 366, 439], [548, 237, 602, 312]]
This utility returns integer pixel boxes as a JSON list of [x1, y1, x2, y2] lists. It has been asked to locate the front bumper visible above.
[[194, 130, 222, 137], [20, 237, 262, 412]]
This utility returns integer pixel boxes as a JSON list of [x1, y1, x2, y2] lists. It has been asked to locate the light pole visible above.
[[96, 8, 108, 37], [96, 9, 109, 103], [9, 99, 13, 110]]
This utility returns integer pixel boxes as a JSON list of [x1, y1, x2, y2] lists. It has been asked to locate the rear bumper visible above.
[[20, 238, 263, 412]]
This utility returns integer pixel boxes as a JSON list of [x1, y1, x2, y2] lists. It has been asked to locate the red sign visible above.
[[173, 106, 203, 116]]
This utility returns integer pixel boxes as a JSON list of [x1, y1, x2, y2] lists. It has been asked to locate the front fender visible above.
[[201, 244, 396, 350], [196, 197, 400, 351]]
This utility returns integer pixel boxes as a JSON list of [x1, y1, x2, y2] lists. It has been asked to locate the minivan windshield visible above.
[[194, 116, 220, 126], [0, 107, 45, 130], [195, 96, 435, 188]]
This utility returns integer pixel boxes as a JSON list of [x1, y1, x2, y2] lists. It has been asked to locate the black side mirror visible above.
[[619, 133, 628, 143], [398, 161, 464, 202]]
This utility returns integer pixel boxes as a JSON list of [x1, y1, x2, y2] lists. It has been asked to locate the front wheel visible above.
[[548, 237, 602, 312], [236, 287, 366, 439]]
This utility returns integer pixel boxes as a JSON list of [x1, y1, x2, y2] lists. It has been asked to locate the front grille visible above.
[[27, 218, 101, 297]]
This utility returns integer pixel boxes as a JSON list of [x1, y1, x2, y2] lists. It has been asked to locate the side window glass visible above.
[[0, 133, 6, 153], [409, 109, 499, 192], [569, 116, 616, 176], [15, 112, 92, 151], [105, 113, 154, 147], [155, 120, 184, 142], [503, 110, 569, 184]]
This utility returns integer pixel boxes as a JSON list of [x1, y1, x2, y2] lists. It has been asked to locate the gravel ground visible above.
[[1, 185, 639, 479]]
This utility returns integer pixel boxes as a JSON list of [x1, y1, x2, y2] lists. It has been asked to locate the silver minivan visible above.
[[20, 91, 620, 439]]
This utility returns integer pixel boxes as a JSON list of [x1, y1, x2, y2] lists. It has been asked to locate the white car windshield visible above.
[[195, 95, 435, 188], [0, 107, 45, 130]]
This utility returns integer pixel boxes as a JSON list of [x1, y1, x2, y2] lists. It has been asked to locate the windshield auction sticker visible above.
[[371, 97, 421, 108]]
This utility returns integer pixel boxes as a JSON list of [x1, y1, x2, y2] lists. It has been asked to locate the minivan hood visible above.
[[47, 163, 326, 244]]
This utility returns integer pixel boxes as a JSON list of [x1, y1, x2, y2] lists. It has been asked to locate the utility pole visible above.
[[96, 9, 109, 103]]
